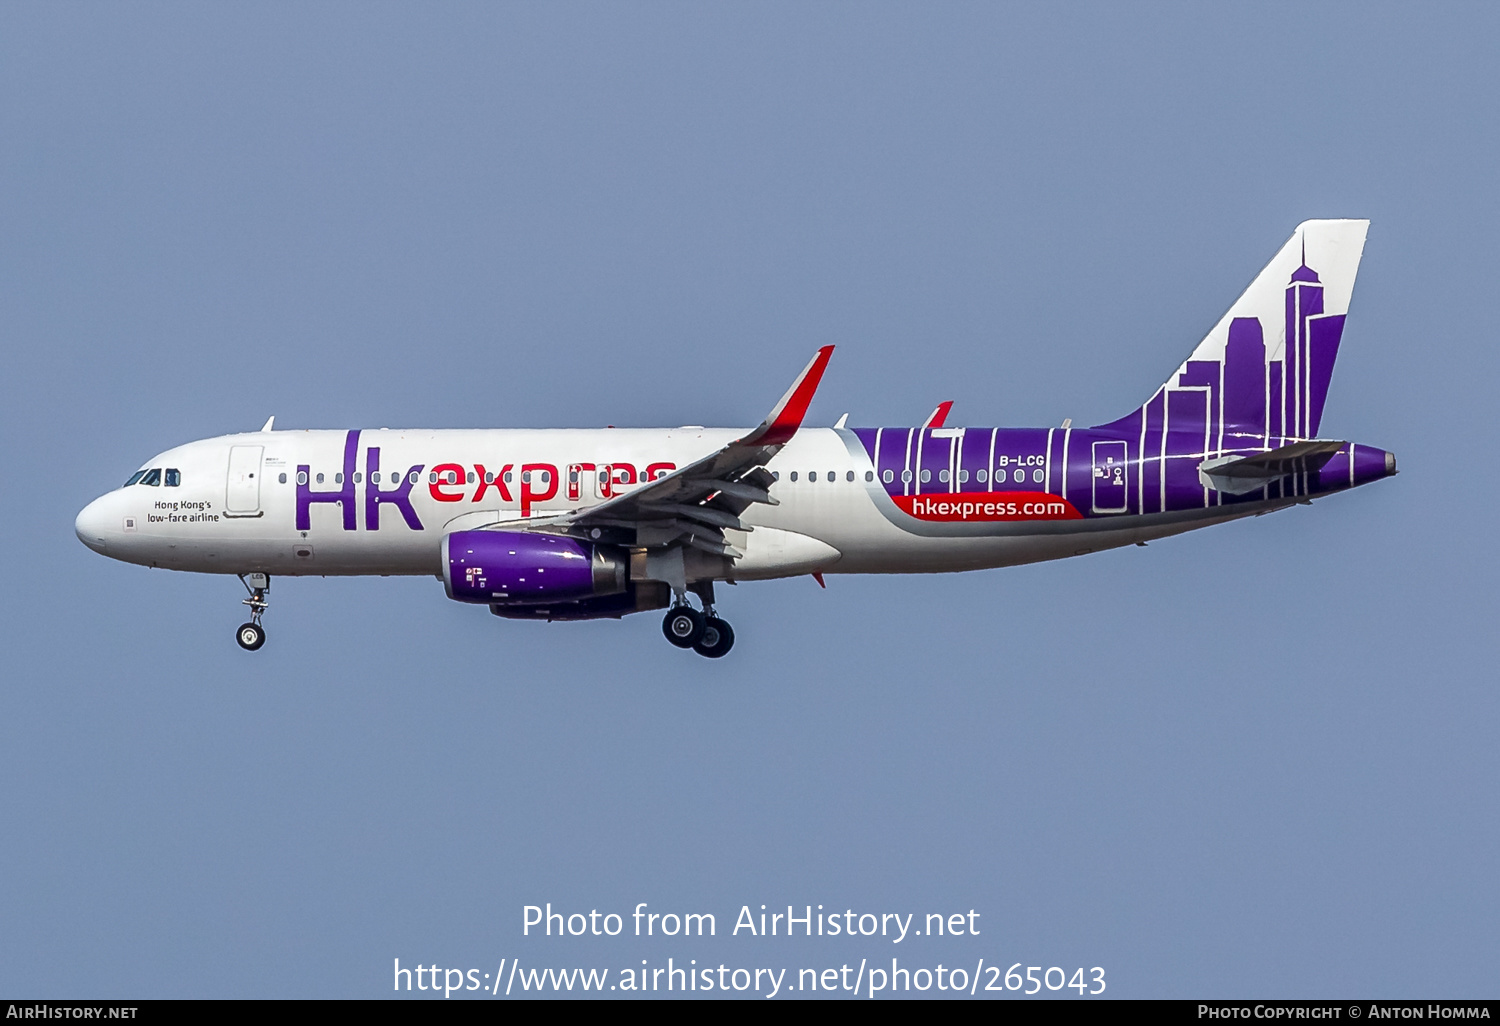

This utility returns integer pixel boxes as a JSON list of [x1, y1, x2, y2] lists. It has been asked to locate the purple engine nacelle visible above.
[[442, 530, 627, 605]]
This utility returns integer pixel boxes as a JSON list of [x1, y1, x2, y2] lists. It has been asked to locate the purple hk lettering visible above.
[[365, 447, 424, 531]]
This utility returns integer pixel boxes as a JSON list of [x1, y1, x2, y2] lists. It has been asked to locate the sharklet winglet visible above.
[[740, 346, 834, 447], [922, 401, 954, 429]]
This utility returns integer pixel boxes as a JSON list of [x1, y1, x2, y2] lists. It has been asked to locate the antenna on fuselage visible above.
[[260, 416, 275, 432]]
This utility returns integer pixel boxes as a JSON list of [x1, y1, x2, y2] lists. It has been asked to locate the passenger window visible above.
[[938, 470, 949, 483], [848, 471, 856, 482], [335, 473, 343, 484], [901, 470, 912, 483], [977, 469, 988, 483], [827, 470, 835, 481], [1013, 469, 1024, 483], [1033, 469, 1044, 483], [522, 470, 531, 484], [124, 470, 147, 487], [486, 471, 495, 484], [409, 471, 419, 485], [428, 472, 436, 483], [771, 471, 779, 481], [958, 470, 969, 484], [297, 471, 307, 485], [165, 468, 181, 487], [354, 472, 362, 483], [882, 470, 893, 483], [503, 471, 513, 483], [920, 469, 931, 483], [317, 473, 326, 484], [789, 472, 798, 482], [466, 471, 475, 484], [141, 469, 161, 486], [278, 473, 287, 484], [808, 471, 817, 482], [598, 471, 608, 484]]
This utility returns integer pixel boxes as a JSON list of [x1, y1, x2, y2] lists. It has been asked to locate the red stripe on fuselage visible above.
[[893, 491, 1082, 522]]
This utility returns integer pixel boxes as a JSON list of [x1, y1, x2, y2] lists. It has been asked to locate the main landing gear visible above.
[[236, 573, 269, 651], [661, 581, 734, 658]]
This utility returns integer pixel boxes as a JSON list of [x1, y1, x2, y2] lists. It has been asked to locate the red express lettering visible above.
[[429, 463, 466, 502], [472, 464, 513, 503], [521, 462, 559, 516], [417, 457, 678, 510]]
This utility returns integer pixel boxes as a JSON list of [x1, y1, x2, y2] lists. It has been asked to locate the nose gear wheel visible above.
[[236, 622, 266, 650], [235, 573, 270, 651]]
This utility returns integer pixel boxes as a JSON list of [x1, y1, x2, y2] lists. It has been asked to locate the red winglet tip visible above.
[[812, 572, 826, 588], [923, 401, 954, 429], [754, 346, 835, 446]]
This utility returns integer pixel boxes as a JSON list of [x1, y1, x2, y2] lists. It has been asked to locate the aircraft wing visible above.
[[548, 346, 834, 557], [1198, 439, 1347, 496]]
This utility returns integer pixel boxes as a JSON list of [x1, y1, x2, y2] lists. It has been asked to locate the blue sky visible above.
[[2, 2, 1495, 998]]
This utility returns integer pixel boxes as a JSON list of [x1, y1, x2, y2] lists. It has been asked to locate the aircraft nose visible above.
[[75, 495, 113, 553]]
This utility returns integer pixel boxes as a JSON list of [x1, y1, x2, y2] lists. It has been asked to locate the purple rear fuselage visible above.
[[850, 426, 1392, 521]]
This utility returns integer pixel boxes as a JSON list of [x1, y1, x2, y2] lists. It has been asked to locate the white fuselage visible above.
[[74, 426, 1267, 584]]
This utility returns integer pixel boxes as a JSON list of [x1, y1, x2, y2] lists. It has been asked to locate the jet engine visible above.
[[442, 530, 627, 605]]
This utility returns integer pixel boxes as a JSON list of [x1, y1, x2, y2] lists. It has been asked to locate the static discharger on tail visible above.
[[75, 220, 1396, 657]]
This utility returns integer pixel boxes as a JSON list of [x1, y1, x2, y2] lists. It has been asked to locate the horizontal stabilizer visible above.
[[1198, 440, 1346, 495]]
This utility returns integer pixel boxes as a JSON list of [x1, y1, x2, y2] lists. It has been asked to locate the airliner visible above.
[[75, 220, 1395, 657]]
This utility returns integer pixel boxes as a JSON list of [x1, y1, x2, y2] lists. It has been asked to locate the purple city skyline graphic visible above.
[[1098, 240, 1346, 447], [851, 244, 1391, 523]]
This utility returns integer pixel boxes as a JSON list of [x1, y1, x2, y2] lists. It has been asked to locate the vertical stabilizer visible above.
[[1094, 219, 1369, 446]]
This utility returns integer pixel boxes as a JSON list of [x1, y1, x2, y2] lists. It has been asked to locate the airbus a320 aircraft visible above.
[[76, 220, 1395, 657]]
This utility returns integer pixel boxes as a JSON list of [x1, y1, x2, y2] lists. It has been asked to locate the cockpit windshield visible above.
[[124, 467, 179, 487]]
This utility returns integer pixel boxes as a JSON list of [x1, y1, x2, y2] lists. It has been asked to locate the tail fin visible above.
[[1095, 219, 1369, 444]]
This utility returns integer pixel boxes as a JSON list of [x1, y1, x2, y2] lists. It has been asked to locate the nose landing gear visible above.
[[236, 573, 269, 651]]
